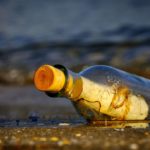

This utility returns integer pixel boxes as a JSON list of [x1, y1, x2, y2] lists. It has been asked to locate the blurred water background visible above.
[[0, 0, 150, 120]]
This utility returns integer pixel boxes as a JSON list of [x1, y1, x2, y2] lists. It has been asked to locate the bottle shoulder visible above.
[[80, 65, 116, 72], [79, 65, 122, 77]]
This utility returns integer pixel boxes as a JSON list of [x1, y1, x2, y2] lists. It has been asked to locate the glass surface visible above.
[[72, 65, 150, 121]]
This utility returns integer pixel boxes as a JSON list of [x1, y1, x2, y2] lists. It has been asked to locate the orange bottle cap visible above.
[[34, 65, 66, 92]]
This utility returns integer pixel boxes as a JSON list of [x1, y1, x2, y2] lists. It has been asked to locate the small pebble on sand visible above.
[[58, 139, 71, 146], [50, 137, 59, 142], [114, 128, 124, 132], [59, 123, 70, 126], [129, 143, 139, 150], [75, 133, 81, 137]]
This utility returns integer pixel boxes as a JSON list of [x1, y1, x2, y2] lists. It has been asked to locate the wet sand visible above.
[[0, 86, 150, 149], [1, 126, 150, 150]]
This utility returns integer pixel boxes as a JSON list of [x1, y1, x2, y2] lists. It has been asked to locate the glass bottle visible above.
[[34, 64, 150, 122]]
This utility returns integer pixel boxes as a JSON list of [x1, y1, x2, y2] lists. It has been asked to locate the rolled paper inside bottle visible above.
[[34, 65, 66, 92], [74, 77, 149, 120]]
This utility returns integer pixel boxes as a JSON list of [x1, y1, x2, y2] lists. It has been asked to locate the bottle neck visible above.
[[45, 65, 83, 100], [63, 70, 83, 100]]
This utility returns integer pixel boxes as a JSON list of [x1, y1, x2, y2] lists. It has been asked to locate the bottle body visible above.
[[72, 66, 150, 121], [34, 64, 150, 122]]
